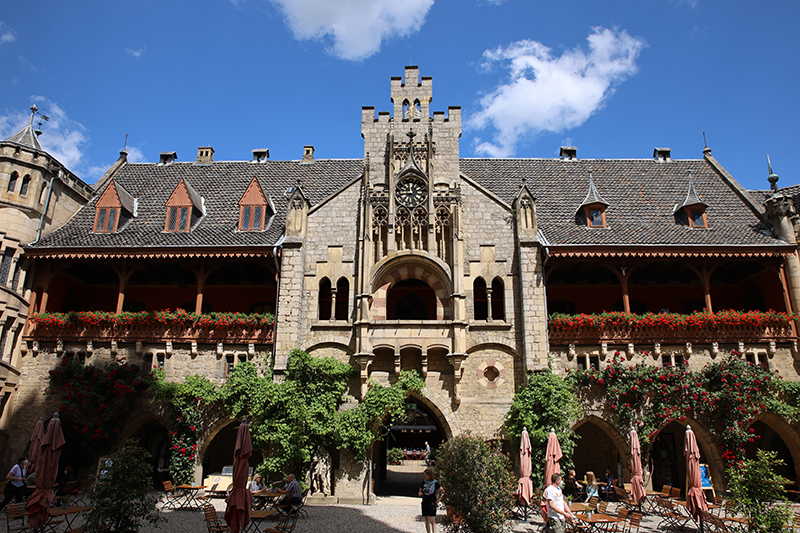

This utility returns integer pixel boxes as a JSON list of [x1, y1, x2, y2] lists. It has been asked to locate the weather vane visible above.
[[30, 105, 50, 136]]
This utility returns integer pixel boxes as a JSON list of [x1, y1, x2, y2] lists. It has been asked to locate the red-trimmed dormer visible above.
[[93, 181, 136, 233], [238, 178, 273, 231], [165, 178, 204, 232]]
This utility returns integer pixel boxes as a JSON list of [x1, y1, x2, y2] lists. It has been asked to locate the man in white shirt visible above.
[[544, 473, 573, 533]]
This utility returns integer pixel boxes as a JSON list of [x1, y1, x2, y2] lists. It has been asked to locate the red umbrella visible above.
[[629, 429, 646, 505], [518, 427, 533, 505], [541, 429, 562, 521], [28, 418, 44, 476], [224, 418, 253, 533], [27, 413, 65, 529], [685, 426, 708, 520]]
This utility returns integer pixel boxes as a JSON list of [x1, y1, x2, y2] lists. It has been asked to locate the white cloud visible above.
[[126, 146, 146, 163], [469, 27, 646, 157], [0, 22, 16, 45], [0, 97, 89, 173], [125, 45, 147, 59], [19, 56, 37, 71], [268, 0, 434, 60]]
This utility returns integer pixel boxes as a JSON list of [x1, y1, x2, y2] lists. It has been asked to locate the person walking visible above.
[[418, 467, 441, 533], [423, 442, 431, 465], [544, 473, 573, 533]]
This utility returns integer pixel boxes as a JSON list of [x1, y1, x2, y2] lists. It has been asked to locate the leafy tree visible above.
[[435, 434, 516, 533], [505, 368, 582, 488], [84, 441, 164, 533], [726, 450, 792, 532]]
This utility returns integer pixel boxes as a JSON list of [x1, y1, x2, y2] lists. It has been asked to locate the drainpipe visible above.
[[271, 238, 284, 371], [34, 171, 60, 244]]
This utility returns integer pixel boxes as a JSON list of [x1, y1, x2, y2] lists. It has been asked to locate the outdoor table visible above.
[[176, 484, 207, 510], [244, 509, 277, 533], [569, 502, 588, 512], [574, 512, 624, 533], [47, 506, 90, 533]]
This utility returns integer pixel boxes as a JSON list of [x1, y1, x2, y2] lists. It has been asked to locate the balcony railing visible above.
[[25, 310, 275, 344], [548, 310, 798, 345]]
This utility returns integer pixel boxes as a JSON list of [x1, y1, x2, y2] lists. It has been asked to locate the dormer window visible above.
[[687, 207, 707, 229], [165, 178, 204, 233], [238, 178, 272, 232], [584, 204, 607, 228], [576, 173, 610, 229], [93, 181, 136, 234], [674, 171, 709, 229]]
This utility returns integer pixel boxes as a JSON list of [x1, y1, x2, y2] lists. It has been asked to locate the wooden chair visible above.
[[196, 483, 218, 505], [661, 484, 673, 497], [599, 507, 629, 533], [653, 496, 692, 531], [73, 478, 93, 507], [263, 508, 299, 533], [290, 488, 309, 518], [161, 480, 184, 510], [5, 503, 29, 533], [586, 496, 599, 512], [614, 485, 640, 512], [626, 511, 643, 533], [202, 503, 228, 533], [669, 486, 681, 500], [597, 500, 608, 515], [700, 509, 732, 532]]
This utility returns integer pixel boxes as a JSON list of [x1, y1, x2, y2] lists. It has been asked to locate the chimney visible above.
[[196, 146, 214, 164], [301, 145, 314, 164], [252, 149, 269, 163], [158, 151, 177, 165], [560, 146, 578, 160], [654, 147, 672, 162]]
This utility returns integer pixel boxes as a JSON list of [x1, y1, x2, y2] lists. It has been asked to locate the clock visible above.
[[396, 177, 427, 208]]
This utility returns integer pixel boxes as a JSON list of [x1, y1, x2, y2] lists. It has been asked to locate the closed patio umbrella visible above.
[[629, 429, 646, 505], [541, 429, 562, 521], [224, 418, 253, 533], [518, 427, 533, 506], [685, 425, 708, 520], [28, 418, 44, 476], [27, 412, 65, 529]]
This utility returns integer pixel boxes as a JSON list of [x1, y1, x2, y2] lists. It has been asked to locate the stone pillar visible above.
[[766, 193, 800, 316], [334, 449, 374, 504]]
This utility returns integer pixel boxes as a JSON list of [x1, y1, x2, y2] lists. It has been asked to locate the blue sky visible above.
[[1, 0, 798, 191]]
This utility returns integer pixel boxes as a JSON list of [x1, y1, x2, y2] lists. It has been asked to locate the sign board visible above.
[[700, 464, 712, 489]]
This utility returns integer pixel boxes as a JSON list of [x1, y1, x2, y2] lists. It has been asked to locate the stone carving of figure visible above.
[[310, 445, 332, 496]]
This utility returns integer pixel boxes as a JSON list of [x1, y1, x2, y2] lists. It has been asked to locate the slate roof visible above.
[[31, 159, 363, 251], [460, 158, 787, 248], [751, 185, 800, 217], [4, 122, 43, 151]]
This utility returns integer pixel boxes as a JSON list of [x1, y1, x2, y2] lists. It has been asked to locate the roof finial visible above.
[[30, 105, 49, 137], [767, 154, 779, 193]]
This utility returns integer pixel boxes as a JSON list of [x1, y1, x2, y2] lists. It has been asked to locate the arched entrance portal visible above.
[[374, 399, 447, 496], [745, 420, 797, 480], [572, 417, 629, 485], [202, 421, 260, 487]]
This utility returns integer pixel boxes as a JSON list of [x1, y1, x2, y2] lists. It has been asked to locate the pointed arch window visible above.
[[335, 278, 349, 320], [474, 277, 488, 320], [19, 175, 30, 196], [7, 172, 18, 193], [318, 278, 332, 320], [491, 277, 505, 321]]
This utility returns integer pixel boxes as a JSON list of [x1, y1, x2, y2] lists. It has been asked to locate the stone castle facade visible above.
[[3, 67, 800, 503]]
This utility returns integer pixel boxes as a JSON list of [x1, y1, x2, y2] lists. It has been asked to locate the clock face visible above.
[[396, 177, 427, 208]]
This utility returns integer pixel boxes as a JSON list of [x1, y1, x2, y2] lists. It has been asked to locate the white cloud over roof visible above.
[[470, 27, 646, 157], [268, 0, 434, 60]]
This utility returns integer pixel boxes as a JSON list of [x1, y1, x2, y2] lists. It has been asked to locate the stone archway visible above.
[[746, 412, 800, 479], [650, 419, 723, 494], [371, 254, 453, 320], [572, 415, 630, 483]]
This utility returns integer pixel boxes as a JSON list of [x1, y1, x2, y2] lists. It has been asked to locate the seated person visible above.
[[602, 467, 615, 498], [54, 466, 76, 507], [585, 471, 599, 501], [276, 473, 302, 512], [564, 469, 585, 501], [249, 474, 265, 508]]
